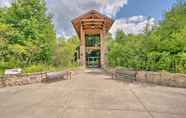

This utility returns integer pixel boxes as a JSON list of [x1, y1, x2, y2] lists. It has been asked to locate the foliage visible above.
[[0, 0, 56, 67], [108, 2, 186, 73], [0, 0, 79, 74], [23, 64, 56, 73], [54, 36, 80, 67]]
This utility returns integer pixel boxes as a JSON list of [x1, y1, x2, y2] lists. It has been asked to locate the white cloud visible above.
[[45, 0, 128, 37], [0, 0, 157, 37], [0, 0, 12, 7], [110, 16, 156, 36], [100, 0, 128, 17], [1, 0, 128, 37]]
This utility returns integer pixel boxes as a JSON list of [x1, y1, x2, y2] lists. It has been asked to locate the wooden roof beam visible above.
[[81, 19, 104, 22], [82, 22, 104, 25]]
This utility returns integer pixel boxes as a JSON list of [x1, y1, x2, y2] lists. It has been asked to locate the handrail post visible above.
[[68, 71, 72, 80]]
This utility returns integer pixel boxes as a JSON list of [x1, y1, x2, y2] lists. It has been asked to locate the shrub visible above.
[[23, 64, 56, 73]]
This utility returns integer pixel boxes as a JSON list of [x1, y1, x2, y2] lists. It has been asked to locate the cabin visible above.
[[72, 10, 114, 68]]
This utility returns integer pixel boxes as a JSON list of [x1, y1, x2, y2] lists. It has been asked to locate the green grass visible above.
[[23, 64, 79, 74], [0, 69, 3, 75], [0, 63, 79, 75]]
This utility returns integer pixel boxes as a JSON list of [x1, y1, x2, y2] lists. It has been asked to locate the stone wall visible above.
[[0, 70, 73, 88], [0, 72, 47, 88], [110, 68, 186, 88], [136, 71, 186, 88]]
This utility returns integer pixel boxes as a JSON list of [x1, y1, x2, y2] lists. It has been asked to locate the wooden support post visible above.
[[80, 24, 86, 68], [69, 71, 72, 80]]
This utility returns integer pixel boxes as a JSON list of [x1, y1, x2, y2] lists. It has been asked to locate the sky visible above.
[[0, 0, 179, 37]]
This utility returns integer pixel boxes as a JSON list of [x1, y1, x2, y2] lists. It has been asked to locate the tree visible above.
[[54, 36, 80, 67], [108, 2, 186, 73], [0, 0, 57, 69]]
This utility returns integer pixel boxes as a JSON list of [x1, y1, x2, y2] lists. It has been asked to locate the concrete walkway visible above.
[[0, 69, 186, 118]]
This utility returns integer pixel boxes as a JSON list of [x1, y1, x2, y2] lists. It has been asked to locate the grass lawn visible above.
[[0, 64, 79, 76], [0, 69, 4, 75]]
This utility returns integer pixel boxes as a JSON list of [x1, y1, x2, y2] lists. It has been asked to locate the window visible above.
[[85, 35, 100, 47]]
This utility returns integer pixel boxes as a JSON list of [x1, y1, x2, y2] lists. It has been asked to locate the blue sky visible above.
[[0, 0, 182, 37], [45, 0, 179, 37], [116, 0, 177, 20]]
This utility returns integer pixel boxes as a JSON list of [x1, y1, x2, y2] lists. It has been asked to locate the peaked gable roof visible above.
[[72, 10, 114, 37]]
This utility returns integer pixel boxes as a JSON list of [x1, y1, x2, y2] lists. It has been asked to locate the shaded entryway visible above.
[[72, 10, 114, 68], [86, 34, 101, 68]]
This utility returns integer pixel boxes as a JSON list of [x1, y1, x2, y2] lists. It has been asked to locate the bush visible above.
[[23, 64, 56, 73], [0, 69, 4, 75], [108, 2, 186, 74]]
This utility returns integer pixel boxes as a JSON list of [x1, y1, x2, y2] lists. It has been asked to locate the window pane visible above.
[[85, 35, 100, 47]]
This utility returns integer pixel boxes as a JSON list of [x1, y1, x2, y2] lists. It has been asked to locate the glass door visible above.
[[85, 34, 101, 68], [86, 50, 100, 68]]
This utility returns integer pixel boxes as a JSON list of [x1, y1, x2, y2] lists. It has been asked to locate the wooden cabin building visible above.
[[72, 10, 114, 68]]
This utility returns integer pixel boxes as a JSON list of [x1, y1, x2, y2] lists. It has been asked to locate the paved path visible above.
[[0, 69, 186, 118]]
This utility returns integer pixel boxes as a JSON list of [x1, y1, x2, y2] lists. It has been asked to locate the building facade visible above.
[[72, 10, 114, 68]]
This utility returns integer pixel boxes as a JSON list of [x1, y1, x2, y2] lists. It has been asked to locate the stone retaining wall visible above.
[[0, 68, 78, 88], [109, 68, 186, 88], [0, 72, 47, 88], [136, 71, 186, 88]]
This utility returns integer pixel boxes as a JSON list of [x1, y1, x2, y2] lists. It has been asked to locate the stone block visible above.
[[168, 80, 178, 87], [136, 71, 146, 82], [6, 79, 15, 87], [145, 72, 153, 83], [160, 72, 174, 86], [0, 80, 3, 88], [15, 79, 22, 86], [143, 71, 160, 84], [148, 71, 161, 84], [23, 77, 32, 84], [183, 80, 186, 88], [173, 74, 186, 88], [22, 78, 30, 85]]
